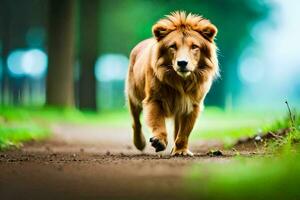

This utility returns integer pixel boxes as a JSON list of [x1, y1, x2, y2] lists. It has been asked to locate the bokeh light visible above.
[[22, 49, 47, 78], [236, 0, 300, 108], [7, 49, 48, 78], [95, 54, 128, 82], [239, 57, 265, 84], [7, 50, 26, 77]]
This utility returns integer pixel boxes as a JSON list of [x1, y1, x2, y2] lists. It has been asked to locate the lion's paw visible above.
[[150, 137, 167, 152], [171, 148, 194, 157]]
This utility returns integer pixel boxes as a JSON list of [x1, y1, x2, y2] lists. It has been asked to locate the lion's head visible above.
[[152, 11, 219, 82]]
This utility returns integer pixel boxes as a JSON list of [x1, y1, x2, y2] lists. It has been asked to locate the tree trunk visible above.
[[46, 0, 75, 107], [0, 0, 11, 105], [78, 0, 99, 111]]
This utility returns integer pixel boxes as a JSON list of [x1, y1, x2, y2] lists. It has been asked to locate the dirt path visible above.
[[0, 123, 255, 200]]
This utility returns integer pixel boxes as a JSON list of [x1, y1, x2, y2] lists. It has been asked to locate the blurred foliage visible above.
[[186, 110, 300, 200], [0, 106, 129, 125], [185, 152, 300, 200], [192, 108, 300, 146], [191, 109, 269, 143], [0, 106, 129, 149], [0, 107, 50, 149], [0, 124, 49, 149]]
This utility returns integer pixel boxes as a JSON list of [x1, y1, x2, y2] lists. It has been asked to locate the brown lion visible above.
[[126, 11, 219, 156]]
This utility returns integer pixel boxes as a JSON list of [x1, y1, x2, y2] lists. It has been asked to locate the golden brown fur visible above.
[[126, 11, 219, 156]]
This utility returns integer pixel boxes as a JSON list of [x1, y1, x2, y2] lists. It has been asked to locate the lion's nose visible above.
[[177, 60, 188, 71]]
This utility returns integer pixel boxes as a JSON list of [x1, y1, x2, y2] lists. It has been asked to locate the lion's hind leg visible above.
[[128, 98, 146, 151]]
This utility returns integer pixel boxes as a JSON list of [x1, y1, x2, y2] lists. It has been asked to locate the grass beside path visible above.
[[0, 107, 48, 149], [0, 124, 49, 149], [185, 150, 300, 200], [191, 107, 290, 144], [0, 106, 131, 150], [0, 106, 297, 150], [185, 110, 300, 200]]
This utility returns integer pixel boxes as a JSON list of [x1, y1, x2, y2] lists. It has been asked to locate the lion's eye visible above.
[[191, 44, 199, 50], [169, 44, 177, 50]]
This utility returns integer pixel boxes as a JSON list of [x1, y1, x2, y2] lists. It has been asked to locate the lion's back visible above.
[[129, 38, 155, 68], [126, 38, 155, 105]]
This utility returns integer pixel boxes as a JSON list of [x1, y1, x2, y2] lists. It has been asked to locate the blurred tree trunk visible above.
[[0, 0, 11, 105], [46, 0, 75, 107], [78, 0, 99, 111]]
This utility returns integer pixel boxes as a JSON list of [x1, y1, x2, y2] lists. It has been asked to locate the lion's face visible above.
[[152, 12, 219, 80], [161, 30, 204, 78]]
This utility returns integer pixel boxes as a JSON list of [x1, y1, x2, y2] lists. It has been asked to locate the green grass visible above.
[[0, 106, 131, 150], [191, 108, 286, 144], [184, 110, 300, 200], [185, 150, 300, 200], [0, 107, 51, 149], [0, 124, 50, 149], [0, 105, 297, 150], [0, 106, 130, 125]]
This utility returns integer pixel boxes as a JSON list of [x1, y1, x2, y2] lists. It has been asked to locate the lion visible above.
[[125, 11, 219, 156]]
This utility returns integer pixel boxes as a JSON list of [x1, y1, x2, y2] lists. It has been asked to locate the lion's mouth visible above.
[[176, 71, 191, 78], [177, 66, 189, 72], [163, 65, 192, 78]]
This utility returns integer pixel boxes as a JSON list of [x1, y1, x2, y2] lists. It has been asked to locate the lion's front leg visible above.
[[172, 105, 199, 156], [143, 100, 168, 152]]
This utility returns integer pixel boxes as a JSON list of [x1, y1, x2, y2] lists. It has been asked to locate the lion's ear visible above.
[[152, 24, 170, 41], [196, 23, 218, 42]]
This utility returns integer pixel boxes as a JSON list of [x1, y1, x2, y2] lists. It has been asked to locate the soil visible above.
[[0, 123, 259, 200]]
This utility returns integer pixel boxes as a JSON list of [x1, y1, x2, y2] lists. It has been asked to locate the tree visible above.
[[0, 0, 11, 105], [46, 0, 75, 107], [78, 0, 99, 111]]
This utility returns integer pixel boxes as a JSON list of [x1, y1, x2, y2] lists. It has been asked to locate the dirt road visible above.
[[0, 123, 249, 200]]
